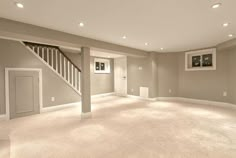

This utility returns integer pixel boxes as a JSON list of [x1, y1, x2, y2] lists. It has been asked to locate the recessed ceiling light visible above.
[[145, 43, 149, 46], [79, 22, 84, 27], [122, 36, 127, 39], [160, 48, 164, 50], [15, 2, 24, 8], [228, 34, 233, 37], [212, 3, 221, 9], [223, 23, 230, 27]]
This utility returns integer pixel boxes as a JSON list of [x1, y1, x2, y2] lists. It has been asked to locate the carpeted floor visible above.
[[0, 96, 236, 158]]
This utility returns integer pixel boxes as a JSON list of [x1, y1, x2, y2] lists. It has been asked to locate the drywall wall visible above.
[[127, 53, 179, 98], [63, 52, 81, 69], [63, 52, 115, 95], [228, 47, 236, 105], [127, 56, 152, 96], [0, 39, 81, 114], [178, 49, 229, 103], [90, 57, 114, 95], [157, 53, 179, 97]]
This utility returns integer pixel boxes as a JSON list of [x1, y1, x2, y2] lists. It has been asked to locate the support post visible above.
[[81, 47, 91, 118]]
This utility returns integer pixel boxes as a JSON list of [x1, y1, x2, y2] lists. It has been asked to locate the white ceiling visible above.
[[0, 0, 235, 52]]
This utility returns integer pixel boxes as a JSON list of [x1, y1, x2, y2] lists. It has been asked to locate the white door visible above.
[[114, 57, 127, 96], [8, 70, 40, 119]]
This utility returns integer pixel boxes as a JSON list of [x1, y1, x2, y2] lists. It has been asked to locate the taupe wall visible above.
[[127, 53, 179, 98], [156, 53, 179, 97], [127, 47, 236, 105], [127, 56, 152, 96], [178, 50, 229, 102], [90, 57, 114, 95], [63, 52, 81, 69], [0, 39, 81, 114], [63, 53, 115, 95], [227, 47, 236, 105]]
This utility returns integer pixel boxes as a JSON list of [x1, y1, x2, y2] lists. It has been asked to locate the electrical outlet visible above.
[[51, 97, 55, 102], [131, 89, 134, 92], [223, 91, 227, 97], [169, 89, 172, 93]]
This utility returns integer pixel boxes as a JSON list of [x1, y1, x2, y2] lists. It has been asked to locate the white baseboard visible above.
[[126, 95, 152, 101], [41, 102, 81, 113], [42, 93, 115, 113], [126, 95, 178, 102], [0, 114, 7, 121], [81, 112, 92, 119], [177, 97, 236, 109], [125, 95, 236, 109], [92, 92, 115, 98], [155, 97, 179, 101]]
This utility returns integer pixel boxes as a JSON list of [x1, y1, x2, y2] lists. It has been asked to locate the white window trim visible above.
[[94, 58, 111, 74], [185, 48, 216, 71]]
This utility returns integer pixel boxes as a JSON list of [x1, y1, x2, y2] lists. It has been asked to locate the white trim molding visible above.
[[5, 68, 43, 120], [125, 95, 236, 109], [94, 58, 111, 74], [92, 92, 115, 99], [81, 112, 92, 119], [42, 92, 115, 113], [155, 97, 179, 101], [42, 102, 81, 113], [0, 115, 7, 121], [185, 48, 216, 71], [177, 97, 236, 109], [126, 95, 152, 101]]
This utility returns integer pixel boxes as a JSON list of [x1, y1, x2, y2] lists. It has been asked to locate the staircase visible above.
[[23, 42, 81, 95]]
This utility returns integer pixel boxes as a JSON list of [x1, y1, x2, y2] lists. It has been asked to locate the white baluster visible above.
[[68, 61, 70, 83], [42, 47, 45, 60], [55, 49, 58, 72], [71, 65, 74, 86], [32, 46, 35, 52], [41, 47, 43, 59], [60, 53, 62, 76], [75, 69, 78, 89], [78, 72, 81, 92], [51, 49, 54, 69], [64, 57, 66, 79], [37, 46, 40, 55]]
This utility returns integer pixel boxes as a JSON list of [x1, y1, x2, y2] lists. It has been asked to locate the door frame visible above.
[[5, 68, 43, 120], [114, 56, 127, 96]]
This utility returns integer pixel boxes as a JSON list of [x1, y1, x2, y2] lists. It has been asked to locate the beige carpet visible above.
[[0, 96, 236, 158]]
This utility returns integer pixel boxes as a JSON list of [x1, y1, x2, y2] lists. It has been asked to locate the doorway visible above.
[[5, 68, 42, 119], [114, 57, 127, 96]]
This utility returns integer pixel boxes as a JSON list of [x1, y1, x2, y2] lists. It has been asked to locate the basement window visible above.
[[185, 48, 216, 71], [94, 58, 110, 73]]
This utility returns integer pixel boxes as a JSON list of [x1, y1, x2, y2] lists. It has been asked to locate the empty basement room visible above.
[[0, 1, 236, 158]]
